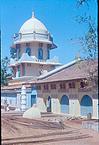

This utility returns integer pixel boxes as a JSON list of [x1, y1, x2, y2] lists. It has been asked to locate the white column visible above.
[[21, 85, 27, 111], [92, 99, 98, 119], [51, 98, 60, 114], [16, 67, 18, 78], [16, 94, 21, 111], [37, 97, 47, 112], [69, 99, 80, 116]]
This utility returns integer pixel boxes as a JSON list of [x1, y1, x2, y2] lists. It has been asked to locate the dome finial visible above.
[[32, 11, 35, 18]]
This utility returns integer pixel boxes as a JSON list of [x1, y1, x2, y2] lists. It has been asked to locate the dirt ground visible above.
[[1, 112, 99, 145]]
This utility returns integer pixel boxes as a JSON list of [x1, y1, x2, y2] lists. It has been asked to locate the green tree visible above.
[[1, 57, 11, 86], [10, 47, 17, 59]]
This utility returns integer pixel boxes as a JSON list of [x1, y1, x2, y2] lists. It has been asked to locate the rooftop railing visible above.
[[13, 31, 53, 42]]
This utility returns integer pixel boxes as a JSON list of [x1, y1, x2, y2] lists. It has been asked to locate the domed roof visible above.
[[19, 12, 48, 34], [13, 12, 57, 48]]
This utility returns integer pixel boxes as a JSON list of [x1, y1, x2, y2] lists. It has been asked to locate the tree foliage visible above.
[[1, 57, 11, 86], [76, 0, 98, 89], [76, 0, 91, 7], [10, 47, 17, 58], [77, 17, 98, 60]]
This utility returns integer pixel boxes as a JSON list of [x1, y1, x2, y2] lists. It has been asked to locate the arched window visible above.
[[38, 48, 43, 59], [60, 95, 69, 113], [26, 48, 31, 56], [17, 48, 21, 59], [80, 95, 93, 116], [18, 66, 20, 77], [47, 48, 50, 59], [47, 96, 51, 112], [16, 44, 21, 59]]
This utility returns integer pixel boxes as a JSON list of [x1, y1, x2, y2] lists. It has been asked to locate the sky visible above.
[[1, 0, 97, 64]]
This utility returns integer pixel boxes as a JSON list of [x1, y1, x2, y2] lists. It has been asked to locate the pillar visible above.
[[69, 99, 80, 116], [92, 99, 98, 119], [37, 97, 47, 112], [21, 85, 27, 111], [16, 94, 21, 111], [16, 67, 18, 78], [51, 98, 60, 114]]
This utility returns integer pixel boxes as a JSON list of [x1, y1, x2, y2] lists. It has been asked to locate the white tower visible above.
[[9, 12, 61, 80]]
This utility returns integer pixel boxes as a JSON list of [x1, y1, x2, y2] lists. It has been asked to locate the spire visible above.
[[32, 11, 35, 18]]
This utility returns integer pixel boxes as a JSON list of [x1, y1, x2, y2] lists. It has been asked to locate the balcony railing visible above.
[[13, 32, 53, 42]]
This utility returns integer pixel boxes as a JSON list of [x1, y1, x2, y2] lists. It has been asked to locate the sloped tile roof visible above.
[[37, 60, 97, 83], [1, 84, 31, 90], [2, 59, 97, 90], [18, 53, 33, 63]]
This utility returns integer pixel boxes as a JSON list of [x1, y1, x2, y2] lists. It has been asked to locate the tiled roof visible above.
[[37, 60, 97, 83], [18, 53, 61, 65], [2, 59, 97, 90], [1, 84, 31, 90], [10, 53, 61, 66], [8, 76, 37, 87], [38, 59, 81, 79], [18, 53, 33, 63]]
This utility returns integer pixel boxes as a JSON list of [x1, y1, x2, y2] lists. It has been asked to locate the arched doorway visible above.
[[31, 86, 37, 107], [38, 48, 43, 60], [31, 95, 36, 106], [47, 96, 51, 112], [60, 95, 69, 113], [80, 95, 93, 116]]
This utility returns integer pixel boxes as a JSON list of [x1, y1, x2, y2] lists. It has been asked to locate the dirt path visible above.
[[1, 113, 99, 145]]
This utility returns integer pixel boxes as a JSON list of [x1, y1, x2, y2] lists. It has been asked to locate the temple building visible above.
[[1, 13, 98, 119]]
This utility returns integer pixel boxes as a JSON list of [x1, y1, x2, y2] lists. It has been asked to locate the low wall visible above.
[[82, 121, 99, 132]]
